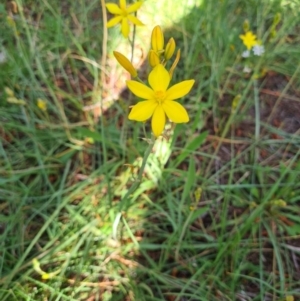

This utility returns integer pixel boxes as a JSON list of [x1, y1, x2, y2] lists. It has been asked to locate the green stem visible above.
[[113, 139, 154, 240], [129, 12, 137, 63], [253, 79, 260, 161], [119, 139, 155, 212], [121, 139, 154, 208]]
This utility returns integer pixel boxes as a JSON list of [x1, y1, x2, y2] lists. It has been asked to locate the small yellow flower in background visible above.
[[106, 0, 144, 38], [127, 64, 194, 137], [239, 31, 257, 50], [240, 30, 265, 59], [113, 51, 137, 77], [37, 98, 47, 111]]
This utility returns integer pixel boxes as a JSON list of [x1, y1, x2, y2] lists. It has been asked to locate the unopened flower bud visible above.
[[243, 19, 250, 32], [148, 50, 160, 67], [164, 38, 175, 60], [113, 51, 137, 77], [151, 25, 164, 52]]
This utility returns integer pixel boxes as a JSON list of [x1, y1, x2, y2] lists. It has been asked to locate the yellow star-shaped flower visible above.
[[37, 98, 47, 111], [127, 64, 195, 137], [106, 0, 144, 38], [239, 31, 258, 50]]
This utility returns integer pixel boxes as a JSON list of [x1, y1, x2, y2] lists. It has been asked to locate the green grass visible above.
[[1, 0, 300, 300]]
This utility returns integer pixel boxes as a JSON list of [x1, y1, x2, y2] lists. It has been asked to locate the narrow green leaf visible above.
[[174, 131, 208, 167]]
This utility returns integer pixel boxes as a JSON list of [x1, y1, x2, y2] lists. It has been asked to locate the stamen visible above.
[[155, 90, 166, 102]]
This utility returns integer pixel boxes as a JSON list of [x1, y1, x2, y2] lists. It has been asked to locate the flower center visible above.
[[121, 9, 128, 17], [154, 90, 166, 103]]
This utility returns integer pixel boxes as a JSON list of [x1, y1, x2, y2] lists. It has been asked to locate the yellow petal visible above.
[[127, 1, 143, 13], [107, 16, 122, 28], [121, 18, 130, 38], [165, 80, 195, 100], [151, 25, 164, 52], [162, 100, 189, 123], [148, 64, 170, 92], [128, 100, 157, 121], [106, 3, 122, 14], [126, 80, 155, 99], [151, 105, 166, 137], [127, 15, 144, 26], [119, 0, 126, 10], [113, 51, 137, 77]]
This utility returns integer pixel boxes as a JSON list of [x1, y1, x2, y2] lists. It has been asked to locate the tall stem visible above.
[[121, 139, 154, 210], [113, 139, 154, 240]]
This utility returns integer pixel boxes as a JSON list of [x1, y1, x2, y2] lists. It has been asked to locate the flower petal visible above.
[[128, 100, 157, 121], [127, 15, 144, 26], [119, 0, 126, 10], [106, 3, 122, 14], [121, 18, 130, 38], [148, 64, 170, 92], [126, 80, 155, 99], [165, 80, 195, 100], [127, 1, 143, 13], [162, 100, 189, 123], [152, 105, 166, 137], [107, 16, 122, 28]]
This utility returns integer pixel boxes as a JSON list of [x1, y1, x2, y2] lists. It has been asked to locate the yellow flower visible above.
[[113, 51, 137, 77], [127, 64, 194, 137], [239, 31, 257, 50], [37, 98, 47, 111], [106, 0, 144, 38]]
